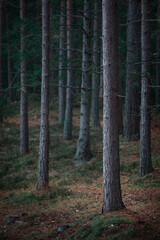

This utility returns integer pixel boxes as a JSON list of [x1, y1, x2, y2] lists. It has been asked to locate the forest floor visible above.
[[0, 99, 160, 240]]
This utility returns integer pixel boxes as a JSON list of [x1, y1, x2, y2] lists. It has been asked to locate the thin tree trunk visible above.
[[37, 0, 50, 190], [119, 72, 123, 134], [6, 10, 12, 103], [123, 0, 141, 141], [91, 0, 100, 127], [139, 0, 153, 177], [118, 0, 124, 135], [20, 0, 29, 155], [102, 0, 124, 213], [59, 0, 66, 124], [63, 0, 73, 139], [156, 0, 160, 109], [75, 0, 93, 165], [99, 43, 103, 109], [0, 0, 3, 123], [7, 49, 12, 103]]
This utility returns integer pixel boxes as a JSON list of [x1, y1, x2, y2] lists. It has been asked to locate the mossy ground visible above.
[[0, 99, 160, 240]]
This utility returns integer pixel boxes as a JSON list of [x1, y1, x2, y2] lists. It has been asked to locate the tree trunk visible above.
[[102, 0, 124, 213], [63, 0, 73, 139], [75, 0, 93, 165], [20, 0, 29, 155], [123, 0, 141, 141], [7, 49, 12, 103], [139, 0, 153, 177], [156, 0, 160, 109], [91, 0, 100, 127], [6, 9, 12, 103], [58, 0, 66, 124], [37, 0, 50, 190], [0, 0, 3, 123], [118, 0, 124, 135]]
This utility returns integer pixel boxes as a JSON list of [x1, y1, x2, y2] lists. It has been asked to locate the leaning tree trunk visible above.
[[91, 0, 100, 127], [20, 0, 29, 155], [123, 0, 141, 141], [63, 0, 73, 139], [75, 0, 93, 165], [102, 0, 124, 213], [0, 0, 3, 123], [58, 0, 66, 124], [37, 0, 50, 190], [156, 0, 160, 109], [139, 0, 153, 177]]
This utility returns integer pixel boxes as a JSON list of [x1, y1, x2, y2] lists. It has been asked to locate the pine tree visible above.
[[139, 0, 153, 177], [91, 0, 100, 127], [58, 0, 66, 124], [63, 0, 73, 139], [75, 0, 93, 165], [20, 0, 29, 155], [102, 0, 124, 213], [37, 0, 50, 190], [123, 0, 141, 141]]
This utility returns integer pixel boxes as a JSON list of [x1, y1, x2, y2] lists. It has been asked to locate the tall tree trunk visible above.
[[118, 0, 124, 135], [7, 49, 12, 103], [123, 0, 141, 141], [91, 0, 100, 127], [156, 0, 160, 109], [6, 10, 12, 103], [37, 0, 50, 190], [102, 0, 124, 213], [58, 0, 66, 124], [139, 0, 153, 177], [0, 0, 3, 123], [63, 0, 73, 139], [99, 43, 103, 109], [75, 0, 93, 165], [20, 0, 29, 155]]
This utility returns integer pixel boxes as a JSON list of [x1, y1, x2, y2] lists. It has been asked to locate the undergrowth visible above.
[[0, 100, 160, 240]]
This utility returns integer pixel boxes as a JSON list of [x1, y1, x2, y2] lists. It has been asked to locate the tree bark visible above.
[[6, 9, 12, 103], [0, 0, 3, 123], [63, 0, 73, 139], [75, 0, 93, 165], [118, 0, 124, 135], [91, 0, 100, 127], [37, 0, 50, 190], [20, 0, 29, 155], [102, 0, 124, 213], [123, 0, 141, 141], [156, 0, 160, 109], [58, 0, 66, 124], [139, 0, 153, 177]]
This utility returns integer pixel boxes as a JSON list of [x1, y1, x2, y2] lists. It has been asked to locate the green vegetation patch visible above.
[[120, 161, 139, 174], [127, 172, 160, 188], [66, 214, 134, 240], [3, 187, 73, 205]]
